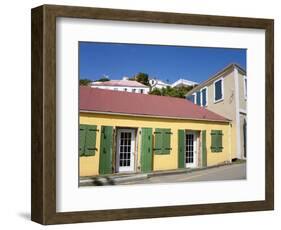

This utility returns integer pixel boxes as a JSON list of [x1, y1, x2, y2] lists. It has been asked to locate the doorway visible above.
[[185, 132, 198, 168], [116, 129, 136, 172]]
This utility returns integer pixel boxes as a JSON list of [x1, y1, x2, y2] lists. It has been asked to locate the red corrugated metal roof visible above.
[[80, 87, 229, 122]]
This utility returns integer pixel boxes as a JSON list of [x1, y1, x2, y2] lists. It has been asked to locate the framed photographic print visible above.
[[31, 4, 274, 225]]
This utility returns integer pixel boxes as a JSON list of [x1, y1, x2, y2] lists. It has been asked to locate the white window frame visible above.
[[213, 77, 224, 103], [200, 86, 208, 107], [192, 92, 196, 104], [243, 75, 247, 99]]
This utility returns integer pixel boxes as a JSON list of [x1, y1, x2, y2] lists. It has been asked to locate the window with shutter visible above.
[[84, 125, 98, 156], [79, 125, 87, 156], [154, 128, 172, 155], [211, 130, 223, 152], [79, 124, 98, 156], [201, 87, 208, 107], [196, 91, 201, 105], [214, 78, 224, 102]]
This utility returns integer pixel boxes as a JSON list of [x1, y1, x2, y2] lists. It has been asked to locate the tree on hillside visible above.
[[149, 88, 161, 96], [149, 85, 194, 98], [94, 77, 110, 82], [129, 72, 150, 86], [79, 78, 92, 86]]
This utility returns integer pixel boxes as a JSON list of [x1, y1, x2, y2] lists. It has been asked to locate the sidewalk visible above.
[[79, 160, 246, 186]]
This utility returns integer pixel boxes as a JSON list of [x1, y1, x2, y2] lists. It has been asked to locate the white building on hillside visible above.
[[91, 77, 150, 94], [149, 79, 170, 90], [149, 78, 197, 90], [171, 78, 198, 88]]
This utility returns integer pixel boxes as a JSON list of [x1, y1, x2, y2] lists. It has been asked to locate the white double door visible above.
[[116, 129, 135, 172], [185, 132, 198, 168]]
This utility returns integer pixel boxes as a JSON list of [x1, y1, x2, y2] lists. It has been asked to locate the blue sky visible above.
[[79, 42, 246, 84]]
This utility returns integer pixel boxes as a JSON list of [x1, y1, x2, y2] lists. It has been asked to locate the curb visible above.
[[147, 162, 233, 178], [80, 161, 245, 186], [80, 173, 148, 186]]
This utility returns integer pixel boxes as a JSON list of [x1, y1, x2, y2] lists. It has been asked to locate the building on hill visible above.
[[171, 78, 198, 88], [91, 77, 150, 94], [149, 78, 170, 90], [149, 78, 198, 90]]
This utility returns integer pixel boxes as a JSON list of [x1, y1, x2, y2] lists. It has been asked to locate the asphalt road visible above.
[[120, 163, 246, 185]]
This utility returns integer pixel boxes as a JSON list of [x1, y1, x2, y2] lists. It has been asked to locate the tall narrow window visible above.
[[196, 91, 201, 105], [214, 78, 223, 102], [140, 89, 144, 94], [201, 87, 208, 107]]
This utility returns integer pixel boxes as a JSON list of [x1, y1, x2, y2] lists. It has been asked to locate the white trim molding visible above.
[[192, 92, 197, 104], [243, 75, 247, 100], [234, 68, 242, 159]]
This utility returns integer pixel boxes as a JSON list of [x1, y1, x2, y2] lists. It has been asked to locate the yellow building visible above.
[[80, 87, 232, 177]]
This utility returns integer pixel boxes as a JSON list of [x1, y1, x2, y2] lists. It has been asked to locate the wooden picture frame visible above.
[[31, 4, 274, 225]]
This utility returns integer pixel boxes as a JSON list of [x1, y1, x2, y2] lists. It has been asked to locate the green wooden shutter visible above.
[[217, 130, 223, 152], [141, 128, 153, 173], [99, 126, 113, 175], [154, 128, 172, 155], [84, 125, 98, 156], [211, 130, 223, 152], [211, 130, 218, 152], [79, 125, 87, 156], [178, 129, 185, 169], [202, 130, 207, 167], [154, 128, 163, 154], [163, 129, 172, 154]]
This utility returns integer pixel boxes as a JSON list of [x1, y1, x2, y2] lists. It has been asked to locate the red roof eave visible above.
[[80, 87, 230, 123]]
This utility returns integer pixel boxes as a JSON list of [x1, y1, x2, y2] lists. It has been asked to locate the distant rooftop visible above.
[[91, 80, 149, 88], [171, 79, 198, 87]]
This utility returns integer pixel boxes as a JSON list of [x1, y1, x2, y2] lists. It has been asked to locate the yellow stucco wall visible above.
[[80, 112, 231, 177]]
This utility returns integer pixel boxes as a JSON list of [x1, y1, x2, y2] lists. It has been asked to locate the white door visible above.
[[185, 132, 197, 168], [116, 129, 135, 172]]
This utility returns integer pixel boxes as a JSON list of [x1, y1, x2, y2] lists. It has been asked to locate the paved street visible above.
[[120, 163, 246, 185]]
